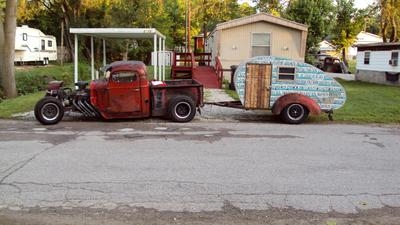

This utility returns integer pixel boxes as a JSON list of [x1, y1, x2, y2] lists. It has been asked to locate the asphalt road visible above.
[[0, 118, 400, 224]]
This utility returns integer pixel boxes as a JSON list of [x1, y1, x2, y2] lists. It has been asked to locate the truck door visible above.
[[107, 71, 142, 113], [244, 63, 272, 109]]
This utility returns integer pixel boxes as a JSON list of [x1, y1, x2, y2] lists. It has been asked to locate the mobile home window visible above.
[[22, 33, 27, 41], [48, 40, 52, 47], [278, 67, 295, 80], [391, 51, 399, 66], [251, 33, 271, 57], [364, 52, 370, 64]]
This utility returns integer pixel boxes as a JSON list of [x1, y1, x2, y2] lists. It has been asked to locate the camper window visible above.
[[22, 33, 27, 41], [278, 67, 295, 80], [364, 52, 370, 64], [48, 40, 53, 47]]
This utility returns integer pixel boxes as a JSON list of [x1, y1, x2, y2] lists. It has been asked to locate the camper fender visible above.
[[271, 93, 321, 116]]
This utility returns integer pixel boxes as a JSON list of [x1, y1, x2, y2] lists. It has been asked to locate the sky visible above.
[[354, 0, 376, 9], [237, 0, 376, 9]]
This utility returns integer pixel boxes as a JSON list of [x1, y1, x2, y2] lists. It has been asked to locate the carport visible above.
[[69, 28, 166, 83]]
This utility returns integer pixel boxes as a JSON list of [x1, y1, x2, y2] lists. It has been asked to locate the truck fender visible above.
[[271, 93, 321, 116]]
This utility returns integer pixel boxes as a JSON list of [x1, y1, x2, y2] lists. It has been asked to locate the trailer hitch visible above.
[[327, 109, 334, 121]]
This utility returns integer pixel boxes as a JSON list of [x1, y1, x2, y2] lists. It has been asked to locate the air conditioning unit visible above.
[[389, 59, 398, 66]]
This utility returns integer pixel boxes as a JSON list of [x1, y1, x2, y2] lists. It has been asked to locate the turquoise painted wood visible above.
[[234, 56, 346, 111]]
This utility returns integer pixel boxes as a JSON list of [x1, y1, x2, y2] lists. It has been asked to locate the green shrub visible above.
[[15, 63, 89, 95]]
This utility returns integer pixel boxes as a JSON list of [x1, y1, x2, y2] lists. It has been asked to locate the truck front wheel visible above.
[[34, 97, 65, 125], [168, 95, 196, 122], [281, 103, 309, 124]]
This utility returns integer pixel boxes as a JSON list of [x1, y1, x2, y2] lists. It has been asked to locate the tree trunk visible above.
[[61, 3, 74, 60], [390, 14, 398, 42], [1, 0, 18, 98], [0, 22, 4, 93], [342, 47, 348, 67]]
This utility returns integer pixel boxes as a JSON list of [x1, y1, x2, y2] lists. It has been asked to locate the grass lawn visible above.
[[310, 79, 400, 123], [0, 92, 44, 118], [1, 64, 399, 123]]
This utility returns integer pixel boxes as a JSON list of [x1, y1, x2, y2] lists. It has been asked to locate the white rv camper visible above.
[[14, 25, 57, 65]]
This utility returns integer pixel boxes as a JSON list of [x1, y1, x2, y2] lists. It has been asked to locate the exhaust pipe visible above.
[[73, 100, 90, 117], [83, 100, 100, 117], [78, 100, 95, 117]]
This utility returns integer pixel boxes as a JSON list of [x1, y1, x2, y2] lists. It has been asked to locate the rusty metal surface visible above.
[[271, 93, 321, 115]]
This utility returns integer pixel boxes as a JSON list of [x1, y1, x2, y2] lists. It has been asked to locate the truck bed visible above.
[[150, 79, 204, 117]]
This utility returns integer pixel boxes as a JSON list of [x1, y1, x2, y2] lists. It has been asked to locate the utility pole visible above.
[[185, 0, 191, 52]]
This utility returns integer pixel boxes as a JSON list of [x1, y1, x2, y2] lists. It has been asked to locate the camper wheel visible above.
[[281, 103, 309, 124], [43, 58, 49, 65]]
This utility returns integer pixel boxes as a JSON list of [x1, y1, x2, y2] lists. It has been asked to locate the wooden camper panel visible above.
[[244, 63, 272, 109]]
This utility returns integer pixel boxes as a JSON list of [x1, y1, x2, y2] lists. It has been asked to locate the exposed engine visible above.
[[46, 80, 100, 118]]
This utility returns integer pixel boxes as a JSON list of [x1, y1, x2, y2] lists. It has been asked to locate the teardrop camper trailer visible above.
[[222, 56, 346, 124], [14, 25, 57, 65]]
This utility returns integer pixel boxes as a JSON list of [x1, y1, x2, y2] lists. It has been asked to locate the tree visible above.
[[163, 0, 186, 48], [331, 0, 364, 66], [191, 0, 255, 44], [379, 0, 400, 42], [361, 4, 380, 35], [254, 0, 285, 16], [285, 0, 334, 63], [0, 0, 18, 98]]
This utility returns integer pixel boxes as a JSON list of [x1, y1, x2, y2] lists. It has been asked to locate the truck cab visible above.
[[90, 61, 151, 119]]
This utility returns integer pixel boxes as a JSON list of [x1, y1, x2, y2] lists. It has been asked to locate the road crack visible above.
[[0, 146, 55, 184]]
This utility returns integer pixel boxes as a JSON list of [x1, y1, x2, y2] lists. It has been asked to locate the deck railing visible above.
[[194, 53, 212, 66], [215, 56, 223, 88], [171, 52, 195, 79], [171, 52, 223, 88]]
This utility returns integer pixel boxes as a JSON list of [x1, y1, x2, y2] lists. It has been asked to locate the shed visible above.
[[356, 42, 400, 85], [205, 13, 308, 69]]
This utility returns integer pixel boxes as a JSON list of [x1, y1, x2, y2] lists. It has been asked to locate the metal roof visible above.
[[215, 13, 308, 32], [69, 28, 166, 39], [69, 27, 167, 83]]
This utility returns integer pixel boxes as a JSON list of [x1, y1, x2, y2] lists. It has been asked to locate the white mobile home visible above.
[[14, 25, 57, 65], [356, 42, 400, 85]]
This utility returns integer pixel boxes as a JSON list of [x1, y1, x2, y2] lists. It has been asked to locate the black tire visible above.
[[281, 103, 309, 124], [34, 97, 64, 125], [168, 95, 196, 122]]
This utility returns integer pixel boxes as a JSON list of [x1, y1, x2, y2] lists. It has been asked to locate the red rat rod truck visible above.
[[34, 61, 203, 125]]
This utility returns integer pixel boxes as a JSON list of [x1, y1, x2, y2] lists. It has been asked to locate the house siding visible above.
[[218, 21, 305, 69], [356, 51, 399, 73]]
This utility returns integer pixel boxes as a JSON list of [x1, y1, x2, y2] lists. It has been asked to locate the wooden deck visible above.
[[171, 52, 223, 89]]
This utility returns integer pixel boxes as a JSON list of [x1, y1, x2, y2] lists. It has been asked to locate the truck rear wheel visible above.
[[34, 97, 64, 125], [168, 95, 196, 122], [281, 103, 309, 124]]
